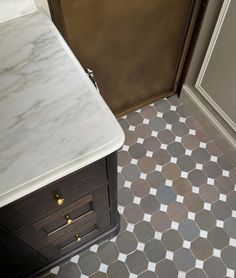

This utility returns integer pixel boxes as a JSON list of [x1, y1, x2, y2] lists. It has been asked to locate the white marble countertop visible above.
[[0, 10, 124, 207]]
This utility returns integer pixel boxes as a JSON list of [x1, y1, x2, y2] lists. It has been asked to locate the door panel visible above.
[[49, 0, 197, 114]]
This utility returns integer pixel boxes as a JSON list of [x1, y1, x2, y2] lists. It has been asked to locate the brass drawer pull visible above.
[[76, 234, 81, 242], [65, 215, 73, 225], [55, 194, 65, 206]]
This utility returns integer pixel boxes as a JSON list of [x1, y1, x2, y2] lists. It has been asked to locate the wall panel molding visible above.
[[195, 0, 236, 132], [183, 84, 236, 149]]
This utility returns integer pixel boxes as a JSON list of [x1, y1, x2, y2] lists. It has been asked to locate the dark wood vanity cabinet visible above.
[[0, 152, 119, 278]]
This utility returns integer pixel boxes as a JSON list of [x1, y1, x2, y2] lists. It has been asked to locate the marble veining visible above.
[[0, 11, 124, 207]]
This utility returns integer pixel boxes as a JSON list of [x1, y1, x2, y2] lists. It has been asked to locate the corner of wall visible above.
[[181, 85, 236, 167]]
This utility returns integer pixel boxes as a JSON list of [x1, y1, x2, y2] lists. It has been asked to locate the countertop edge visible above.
[[0, 132, 124, 208]]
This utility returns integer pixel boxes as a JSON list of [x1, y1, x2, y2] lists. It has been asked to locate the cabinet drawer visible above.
[[38, 211, 111, 261], [17, 186, 110, 250], [0, 159, 107, 231]]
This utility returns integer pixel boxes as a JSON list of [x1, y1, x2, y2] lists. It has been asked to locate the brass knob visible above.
[[65, 215, 73, 225], [55, 194, 64, 206], [76, 234, 81, 242]]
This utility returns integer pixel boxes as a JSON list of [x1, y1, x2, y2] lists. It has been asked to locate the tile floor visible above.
[[43, 96, 236, 278]]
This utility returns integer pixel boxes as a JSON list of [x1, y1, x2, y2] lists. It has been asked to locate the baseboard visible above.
[[181, 84, 236, 166]]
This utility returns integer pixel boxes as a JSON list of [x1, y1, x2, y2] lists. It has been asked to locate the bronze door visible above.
[[49, 0, 203, 115]]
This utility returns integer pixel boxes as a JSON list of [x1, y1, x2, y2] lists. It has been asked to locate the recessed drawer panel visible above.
[[38, 211, 111, 261], [0, 159, 107, 231], [16, 186, 110, 250]]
